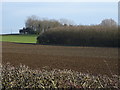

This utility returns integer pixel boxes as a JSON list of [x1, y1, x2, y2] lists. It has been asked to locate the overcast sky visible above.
[[1, 2, 118, 34]]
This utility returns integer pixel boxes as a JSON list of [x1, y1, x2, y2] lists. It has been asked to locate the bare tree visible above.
[[25, 15, 39, 31], [59, 18, 75, 26], [25, 15, 62, 34], [100, 19, 117, 27]]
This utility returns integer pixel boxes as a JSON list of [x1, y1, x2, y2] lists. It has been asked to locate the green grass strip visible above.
[[0, 34, 38, 43]]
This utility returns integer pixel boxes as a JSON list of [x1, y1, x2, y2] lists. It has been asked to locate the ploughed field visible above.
[[2, 42, 118, 76]]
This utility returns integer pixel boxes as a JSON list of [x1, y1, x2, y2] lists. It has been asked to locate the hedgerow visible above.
[[37, 26, 119, 47], [1, 63, 119, 89]]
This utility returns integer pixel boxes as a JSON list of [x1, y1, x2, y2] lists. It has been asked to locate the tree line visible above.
[[37, 25, 119, 47], [19, 15, 75, 34], [19, 15, 119, 47], [19, 15, 117, 35]]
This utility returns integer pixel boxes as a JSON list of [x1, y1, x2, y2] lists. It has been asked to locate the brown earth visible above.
[[2, 42, 118, 76]]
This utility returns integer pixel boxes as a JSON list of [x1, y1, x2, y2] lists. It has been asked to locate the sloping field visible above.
[[2, 42, 118, 76], [1, 35, 37, 43]]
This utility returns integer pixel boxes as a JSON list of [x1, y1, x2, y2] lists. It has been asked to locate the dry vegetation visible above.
[[1, 63, 119, 89]]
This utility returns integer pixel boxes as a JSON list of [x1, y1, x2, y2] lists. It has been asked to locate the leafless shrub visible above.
[[1, 63, 119, 89]]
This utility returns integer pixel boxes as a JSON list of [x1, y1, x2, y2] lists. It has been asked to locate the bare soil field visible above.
[[2, 42, 118, 76]]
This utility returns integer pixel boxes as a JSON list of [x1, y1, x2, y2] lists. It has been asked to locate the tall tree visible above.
[[25, 15, 62, 34]]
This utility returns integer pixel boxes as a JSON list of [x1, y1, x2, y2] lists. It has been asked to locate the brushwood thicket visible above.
[[37, 26, 119, 47]]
